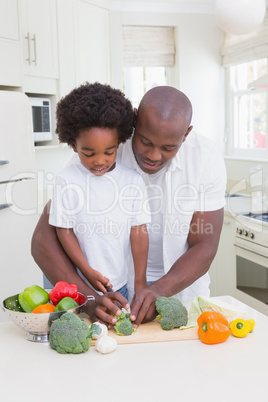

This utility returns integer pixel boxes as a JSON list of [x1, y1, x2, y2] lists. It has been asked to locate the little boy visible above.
[[49, 82, 150, 299]]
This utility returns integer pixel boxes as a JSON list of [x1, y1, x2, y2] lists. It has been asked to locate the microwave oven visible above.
[[29, 97, 52, 143]]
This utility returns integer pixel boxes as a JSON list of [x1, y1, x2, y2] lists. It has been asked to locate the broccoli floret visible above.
[[49, 312, 91, 354], [155, 297, 188, 330], [114, 319, 134, 336], [88, 322, 102, 338], [113, 311, 134, 336]]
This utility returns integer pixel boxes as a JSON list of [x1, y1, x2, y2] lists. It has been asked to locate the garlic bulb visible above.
[[89, 321, 108, 339], [95, 335, 117, 354]]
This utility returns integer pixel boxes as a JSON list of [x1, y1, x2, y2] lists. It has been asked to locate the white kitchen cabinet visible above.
[[0, 91, 43, 323], [0, 181, 43, 305], [20, 0, 58, 79], [209, 213, 236, 297], [56, 0, 111, 97], [0, 0, 19, 39], [75, 0, 111, 85], [0, 0, 22, 86]]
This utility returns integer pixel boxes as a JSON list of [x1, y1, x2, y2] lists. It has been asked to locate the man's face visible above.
[[132, 107, 192, 174]]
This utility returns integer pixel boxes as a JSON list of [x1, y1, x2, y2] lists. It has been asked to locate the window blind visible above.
[[221, 11, 268, 66], [122, 25, 175, 67]]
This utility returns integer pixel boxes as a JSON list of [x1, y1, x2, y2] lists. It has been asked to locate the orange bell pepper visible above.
[[197, 311, 231, 345], [31, 303, 55, 314]]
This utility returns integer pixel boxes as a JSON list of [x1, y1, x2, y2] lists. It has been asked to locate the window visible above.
[[221, 11, 268, 158], [122, 26, 175, 107], [123, 67, 167, 108], [228, 59, 268, 156]]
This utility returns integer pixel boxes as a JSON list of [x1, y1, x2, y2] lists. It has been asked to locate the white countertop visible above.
[[0, 296, 267, 402], [225, 195, 252, 216]]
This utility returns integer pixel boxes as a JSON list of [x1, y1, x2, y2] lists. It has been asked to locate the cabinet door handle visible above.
[[25, 32, 31, 64], [31, 34, 37, 65], [0, 160, 9, 166], [0, 203, 13, 211]]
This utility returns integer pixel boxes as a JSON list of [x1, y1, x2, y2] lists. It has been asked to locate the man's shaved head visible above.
[[138, 86, 192, 125]]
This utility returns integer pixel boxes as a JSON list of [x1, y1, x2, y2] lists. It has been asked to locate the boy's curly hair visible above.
[[56, 82, 134, 145]]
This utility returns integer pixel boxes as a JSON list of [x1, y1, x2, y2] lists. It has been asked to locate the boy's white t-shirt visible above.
[[49, 162, 151, 291]]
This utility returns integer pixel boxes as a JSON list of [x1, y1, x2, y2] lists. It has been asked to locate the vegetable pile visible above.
[[3, 281, 80, 314], [154, 296, 255, 346]]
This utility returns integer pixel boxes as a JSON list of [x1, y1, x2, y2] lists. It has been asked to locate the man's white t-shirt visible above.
[[49, 162, 151, 292], [145, 166, 168, 281], [117, 131, 227, 301]]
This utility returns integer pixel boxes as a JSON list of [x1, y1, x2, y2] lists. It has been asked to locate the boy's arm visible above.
[[130, 224, 149, 291], [55, 227, 111, 294], [31, 201, 129, 326]]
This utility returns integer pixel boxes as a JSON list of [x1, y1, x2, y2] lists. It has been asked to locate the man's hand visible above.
[[130, 286, 160, 327], [83, 291, 130, 328]]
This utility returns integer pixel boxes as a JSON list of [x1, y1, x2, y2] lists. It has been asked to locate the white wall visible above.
[[35, 7, 225, 211], [35, 145, 74, 211], [225, 157, 268, 195], [110, 10, 225, 146]]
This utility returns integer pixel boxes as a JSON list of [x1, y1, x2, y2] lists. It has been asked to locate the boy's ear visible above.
[[71, 143, 77, 153], [133, 108, 138, 128]]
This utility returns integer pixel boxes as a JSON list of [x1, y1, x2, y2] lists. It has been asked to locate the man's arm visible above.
[[31, 201, 129, 325], [130, 208, 224, 326]]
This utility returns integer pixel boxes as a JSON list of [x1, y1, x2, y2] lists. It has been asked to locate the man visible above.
[[31, 86, 226, 327]]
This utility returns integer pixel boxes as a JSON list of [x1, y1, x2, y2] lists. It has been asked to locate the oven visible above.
[[234, 213, 268, 315]]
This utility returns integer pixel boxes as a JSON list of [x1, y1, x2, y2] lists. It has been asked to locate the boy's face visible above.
[[72, 127, 119, 176], [132, 107, 192, 174]]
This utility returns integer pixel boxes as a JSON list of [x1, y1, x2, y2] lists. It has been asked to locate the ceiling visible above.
[[110, 0, 268, 14], [110, 0, 217, 14]]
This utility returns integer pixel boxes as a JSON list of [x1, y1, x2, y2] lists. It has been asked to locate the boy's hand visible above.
[[86, 270, 113, 294]]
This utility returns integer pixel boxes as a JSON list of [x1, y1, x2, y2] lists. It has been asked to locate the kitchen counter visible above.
[[1, 296, 267, 402], [224, 194, 252, 217]]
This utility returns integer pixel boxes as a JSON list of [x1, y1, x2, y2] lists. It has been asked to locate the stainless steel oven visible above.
[[234, 213, 268, 315]]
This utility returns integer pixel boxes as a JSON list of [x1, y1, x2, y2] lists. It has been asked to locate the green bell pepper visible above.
[[18, 285, 49, 313], [3, 294, 24, 312], [54, 297, 79, 312]]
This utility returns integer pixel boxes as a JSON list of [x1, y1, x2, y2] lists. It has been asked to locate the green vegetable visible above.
[[3, 294, 24, 312], [49, 312, 91, 354], [54, 297, 79, 312], [89, 322, 103, 339], [182, 296, 248, 329], [18, 285, 49, 313], [114, 311, 134, 336], [197, 296, 246, 324], [155, 296, 188, 330]]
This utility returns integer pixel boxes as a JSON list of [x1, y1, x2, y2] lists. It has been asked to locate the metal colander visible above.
[[1, 292, 95, 342]]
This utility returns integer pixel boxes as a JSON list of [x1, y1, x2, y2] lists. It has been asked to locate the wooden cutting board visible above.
[[82, 317, 199, 345]]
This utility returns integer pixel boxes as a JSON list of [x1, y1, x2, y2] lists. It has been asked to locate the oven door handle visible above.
[[234, 242, 268, 259]]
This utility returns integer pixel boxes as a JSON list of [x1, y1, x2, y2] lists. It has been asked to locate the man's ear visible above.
[[133, 108, 138, 128], [183, 125, 193, 142]]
